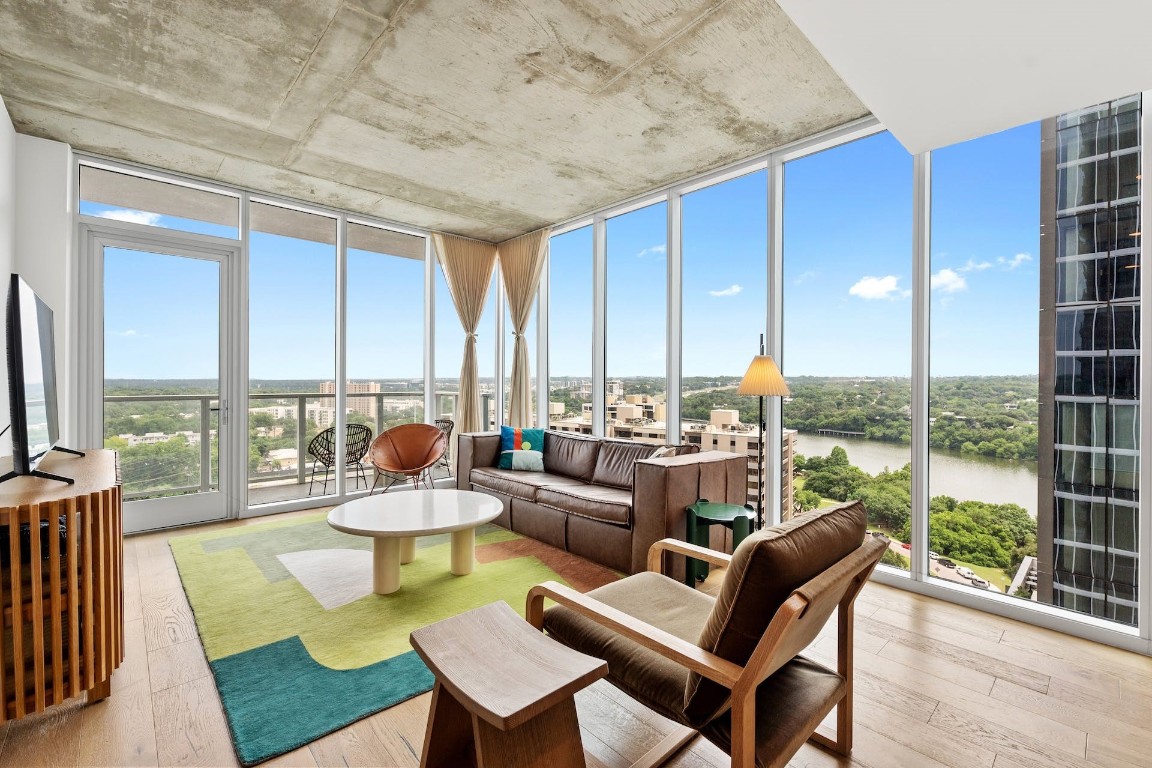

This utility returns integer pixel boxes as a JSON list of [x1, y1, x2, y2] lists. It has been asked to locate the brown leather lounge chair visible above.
[[527, 500, 885, 768], [369, 422, 447, 493]]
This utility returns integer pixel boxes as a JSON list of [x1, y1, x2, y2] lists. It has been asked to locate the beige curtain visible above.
[[432, 233, 498, 434], [497, 228, 551, 427]]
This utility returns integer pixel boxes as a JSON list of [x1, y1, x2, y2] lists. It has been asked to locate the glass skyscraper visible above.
[[1039, 95, 1141, 625]]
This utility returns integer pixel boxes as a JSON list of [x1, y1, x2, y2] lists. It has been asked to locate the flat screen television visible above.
[[3, 274, 80, 485]]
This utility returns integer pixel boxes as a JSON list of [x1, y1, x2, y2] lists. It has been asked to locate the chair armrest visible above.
[[526, 580, 742, 689], [646, 538, 732, 573], [455, 432, 501, 490]]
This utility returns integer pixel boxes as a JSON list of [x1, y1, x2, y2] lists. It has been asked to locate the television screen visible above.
[[7, 275, 60, 475]]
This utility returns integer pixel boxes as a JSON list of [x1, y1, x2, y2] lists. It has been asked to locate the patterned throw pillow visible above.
[[498, 426, 545, 471]]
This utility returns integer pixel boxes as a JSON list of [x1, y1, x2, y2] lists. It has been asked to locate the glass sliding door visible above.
[[605, 202, 667, 442], [95, 235, 235, 532], [247, 202, 337, 505], [547, 226, 594, 434], [681, 170, 767, 508], [782, 131, 913, 567]]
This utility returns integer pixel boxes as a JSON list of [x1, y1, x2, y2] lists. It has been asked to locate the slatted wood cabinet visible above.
[[0, 449, 123, 722]]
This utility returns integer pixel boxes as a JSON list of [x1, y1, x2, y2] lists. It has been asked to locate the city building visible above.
[[1038, 96, 1142, 626], [320, 380, 382, 419]]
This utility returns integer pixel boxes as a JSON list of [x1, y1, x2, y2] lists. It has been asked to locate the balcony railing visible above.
[[104, 389, 496, 502]]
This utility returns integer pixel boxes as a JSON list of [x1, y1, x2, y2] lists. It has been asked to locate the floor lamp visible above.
[[736, 338, 790, 530]]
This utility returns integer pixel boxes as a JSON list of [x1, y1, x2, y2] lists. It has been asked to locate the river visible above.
[[793, 433, 1040, 518]]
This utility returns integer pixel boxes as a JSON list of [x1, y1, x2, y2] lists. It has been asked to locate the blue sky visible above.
[[94, 124, 1042, 382]]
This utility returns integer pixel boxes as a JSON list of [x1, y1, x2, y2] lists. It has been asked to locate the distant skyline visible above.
[[91, 123, 1042, 383]]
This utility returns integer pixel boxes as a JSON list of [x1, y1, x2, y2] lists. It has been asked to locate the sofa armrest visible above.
[[456, 431, 501, 490], [631, 451, 748, 576]]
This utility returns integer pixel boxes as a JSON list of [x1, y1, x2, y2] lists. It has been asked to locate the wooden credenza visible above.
[[0, 449, 123, 722]]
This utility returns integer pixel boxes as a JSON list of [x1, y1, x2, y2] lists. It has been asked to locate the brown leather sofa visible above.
[[456, 430, 748, 574]]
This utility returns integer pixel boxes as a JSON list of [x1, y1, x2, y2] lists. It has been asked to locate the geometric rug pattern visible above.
[[169, 512, 617, 765]]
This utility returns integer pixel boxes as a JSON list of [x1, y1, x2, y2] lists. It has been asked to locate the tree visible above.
[[794, 489, 821, 512], [881, 549, 909, 569], [802, 464, 870, 501]]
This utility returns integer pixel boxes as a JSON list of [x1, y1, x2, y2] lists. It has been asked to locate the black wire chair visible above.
[[307, 423, 373, 495], [434, 418, 454, 479]]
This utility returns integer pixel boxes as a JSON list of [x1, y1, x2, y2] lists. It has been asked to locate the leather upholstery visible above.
[[684, 500, 867, 724], [543, 431, 601, 482], [701, 657, 846, 765], [543, 572, 711, 723], [369, 423, 447, 477], [536, 483, 633, 526], [468, 467, 585, 503], [456, 431, 748, 574], [591, 440, 659, 490]]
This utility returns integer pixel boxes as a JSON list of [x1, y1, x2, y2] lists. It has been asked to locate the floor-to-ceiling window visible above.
[[929, 123, 1043, 600], [782, 131, 914, 568], [681, 171, 767, 505], [346, 222, 426, 487], [247, 202, 337, 505], [605, 202, 667, 442], [547, 225, 593, 434]]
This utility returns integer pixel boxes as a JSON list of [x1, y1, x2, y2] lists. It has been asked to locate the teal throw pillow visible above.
[[498, 426, 545, 470]]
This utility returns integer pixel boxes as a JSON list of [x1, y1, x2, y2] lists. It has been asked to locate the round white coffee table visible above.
[[327, 489, 503, 594]]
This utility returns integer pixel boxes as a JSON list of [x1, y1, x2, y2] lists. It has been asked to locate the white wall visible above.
[[14, 134, 73, 446], [0, 97, 16, 457]]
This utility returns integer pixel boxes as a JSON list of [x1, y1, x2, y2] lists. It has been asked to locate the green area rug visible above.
[[169, 513, 613, 765]]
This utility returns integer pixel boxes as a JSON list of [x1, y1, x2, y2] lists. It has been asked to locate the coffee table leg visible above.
[[400, 536, 416, 564], [373, 537, 401, 594], [450, 527, 475, 576]]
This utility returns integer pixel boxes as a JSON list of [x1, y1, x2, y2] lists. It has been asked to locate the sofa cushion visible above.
[[543, 572, 712, 725], [543, 431, 601, 482], [469, 468, 581, 502], [591, 440, 660, 490], [683, 500, 867, 726], [536, 483, 633, 526], [498, 426, 545, 470]]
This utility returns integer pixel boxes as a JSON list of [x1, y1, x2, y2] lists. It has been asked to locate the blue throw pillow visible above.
[[498, 426, 545, 470]]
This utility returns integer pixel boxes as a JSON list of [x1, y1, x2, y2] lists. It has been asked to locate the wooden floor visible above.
[[1, 509, 1151, 768]]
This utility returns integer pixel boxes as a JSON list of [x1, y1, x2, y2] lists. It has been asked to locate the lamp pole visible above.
[[756, 333, 765, 530]]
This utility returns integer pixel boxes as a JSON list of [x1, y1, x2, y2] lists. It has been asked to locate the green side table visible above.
[[684, 498, 756, 586]]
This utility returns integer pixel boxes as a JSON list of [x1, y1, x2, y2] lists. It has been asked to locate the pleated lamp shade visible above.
[[736, 355, 790, 397]]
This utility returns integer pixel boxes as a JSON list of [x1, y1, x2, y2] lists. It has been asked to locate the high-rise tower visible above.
[[1038, 96, 1141, 625]]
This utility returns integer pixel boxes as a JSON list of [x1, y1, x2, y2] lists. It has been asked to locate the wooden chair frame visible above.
[[527, 538, 882, 768]]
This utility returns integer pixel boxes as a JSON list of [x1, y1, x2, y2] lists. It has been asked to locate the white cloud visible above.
[[636, 244, 666, 259], [998, 252, 1032, 270], [793, 270, 818, 285], [931, 268, 966, 293], [708, 284, 743, 297], [97, 209, 162, 226], [848, 275, 906, 301], [958, 259, 992, 272], [115, 329, 140, 337]]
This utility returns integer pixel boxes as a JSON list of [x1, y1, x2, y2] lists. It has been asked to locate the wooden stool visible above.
[[410, 601, 607, 768]]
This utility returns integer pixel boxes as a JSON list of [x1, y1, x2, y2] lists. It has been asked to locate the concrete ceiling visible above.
[[0, 0, 867, 242]]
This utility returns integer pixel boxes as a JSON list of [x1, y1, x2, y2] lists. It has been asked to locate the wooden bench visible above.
[[410, 600, 607, 768]]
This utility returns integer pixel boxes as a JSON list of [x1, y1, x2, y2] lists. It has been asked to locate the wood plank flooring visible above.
[[1, 509, 1150, 768]]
